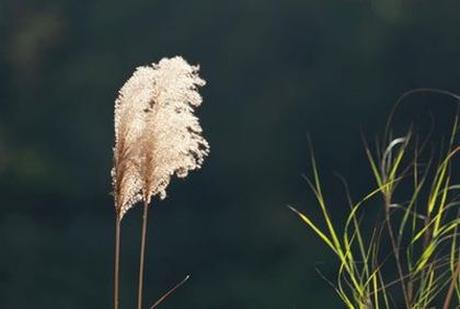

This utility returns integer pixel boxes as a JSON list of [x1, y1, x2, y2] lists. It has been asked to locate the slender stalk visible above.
[[443, 257, 460, 309], [137, 200, 150, 309], [114, 215, 121, 309], [150, 275, 190, 309], [384, 195, 411, 308]]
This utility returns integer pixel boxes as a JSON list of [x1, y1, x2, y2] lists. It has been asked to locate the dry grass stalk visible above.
[[111, 56, 208, 309]]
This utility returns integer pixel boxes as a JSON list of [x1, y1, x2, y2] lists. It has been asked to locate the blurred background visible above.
[[1, 0, 460, 308]]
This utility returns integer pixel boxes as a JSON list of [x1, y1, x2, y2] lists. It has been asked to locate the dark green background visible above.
[[1, 1, 460, 308]]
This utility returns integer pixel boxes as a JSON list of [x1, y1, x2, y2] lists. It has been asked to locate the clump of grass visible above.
[[111, 56, 209, 309], [291, 91, 460, 308]]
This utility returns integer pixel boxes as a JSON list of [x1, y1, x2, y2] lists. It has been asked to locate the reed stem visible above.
[[114, 215, 121, 309], [137, 200, 150, 309], [443, 257, 460, 309], [384, 194, 411, 308]]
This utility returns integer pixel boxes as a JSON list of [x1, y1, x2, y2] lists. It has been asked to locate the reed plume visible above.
[[111, 56, 208, 309]]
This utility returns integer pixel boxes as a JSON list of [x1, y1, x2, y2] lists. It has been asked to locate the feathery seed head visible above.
[[112, 56, 209, 220]]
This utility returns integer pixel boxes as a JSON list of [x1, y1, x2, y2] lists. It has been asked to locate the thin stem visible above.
[[137, 200, 150, 309], [150, 275, 191, 309], [443, 257, 460, 309], [114, 215, 121, 309], [384, 195, 411, 308]]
